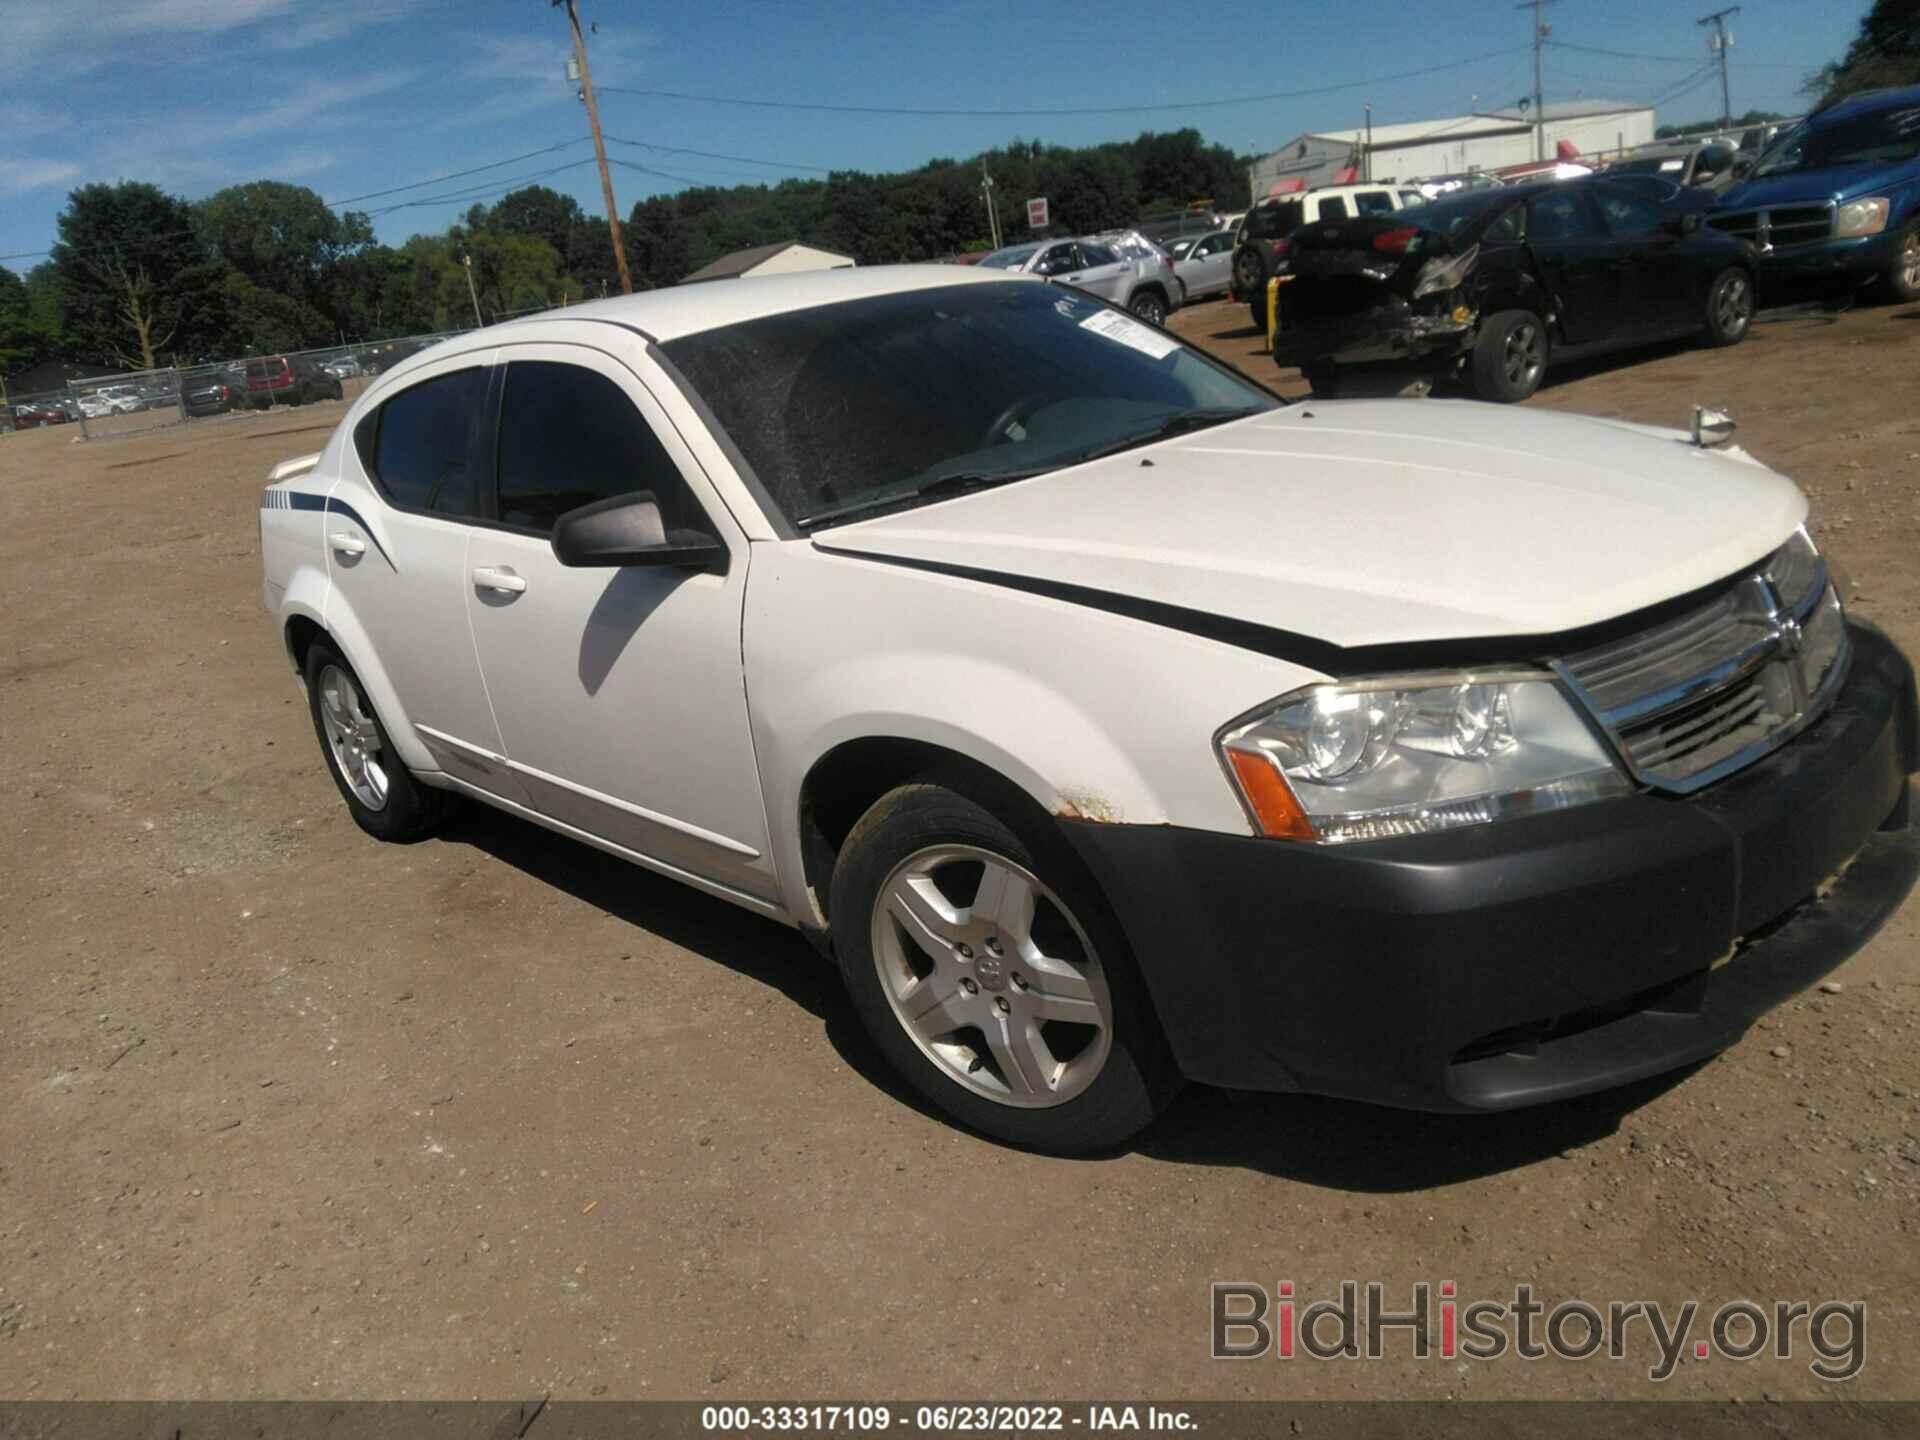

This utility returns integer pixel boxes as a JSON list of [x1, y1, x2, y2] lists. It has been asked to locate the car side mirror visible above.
[[550, 490, 727, 573], [1666, 211, 1702, 237], [1731, 157, 1754, 179]]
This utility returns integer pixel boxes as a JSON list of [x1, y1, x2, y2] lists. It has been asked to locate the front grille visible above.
[[1556, 554, 1848, 792], [1708, 204, 1833, 251]]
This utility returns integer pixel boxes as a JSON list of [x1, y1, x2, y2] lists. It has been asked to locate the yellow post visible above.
[[1266, 276, 1280, 353]]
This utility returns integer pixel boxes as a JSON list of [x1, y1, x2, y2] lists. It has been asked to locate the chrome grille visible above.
[[1708, 203, 1834, 252], [1556, 549, 1848, 792]]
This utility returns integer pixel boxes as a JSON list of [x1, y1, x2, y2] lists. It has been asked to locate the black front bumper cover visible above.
[[1062, 622, 1919, 1112]]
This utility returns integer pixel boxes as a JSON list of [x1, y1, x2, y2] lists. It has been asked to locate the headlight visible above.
[[1834, 197, 1889, 237], [1217, 671, 1629, 844], [1411, 244, 1479, 300], [1763, 526, 1823, 611]]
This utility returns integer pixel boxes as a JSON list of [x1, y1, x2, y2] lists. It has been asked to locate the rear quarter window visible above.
[[363, 367, 487, 517], [1353, 191, 1396, 215]]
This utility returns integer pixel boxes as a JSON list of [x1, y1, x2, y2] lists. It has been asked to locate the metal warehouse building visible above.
[[1248, 100, 1656, 197]]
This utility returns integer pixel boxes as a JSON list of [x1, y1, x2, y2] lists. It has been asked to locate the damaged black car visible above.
[[1272, 178, 1758, 402]]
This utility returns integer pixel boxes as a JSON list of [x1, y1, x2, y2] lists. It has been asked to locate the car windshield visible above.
[[976, 244, 1039, 269], [1753, 105, 1920, 176], [662, 280, 1279, 530]]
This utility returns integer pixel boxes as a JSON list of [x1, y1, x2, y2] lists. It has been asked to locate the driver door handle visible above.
[[328, 531, 365, 557], [472, 565, 527, 595]]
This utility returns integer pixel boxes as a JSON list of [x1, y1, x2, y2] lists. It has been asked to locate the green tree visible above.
[[193, 180, 373, 323], [49, 182, 214, 369], [1807, 0, 1920, 105], [0, 266, 50, 402]]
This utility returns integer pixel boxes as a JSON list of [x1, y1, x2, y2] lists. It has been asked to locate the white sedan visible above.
[[260, 266, 1917, 1153]]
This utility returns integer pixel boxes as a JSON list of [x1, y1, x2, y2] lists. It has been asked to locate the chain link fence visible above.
[[3, 328, 477, 443]]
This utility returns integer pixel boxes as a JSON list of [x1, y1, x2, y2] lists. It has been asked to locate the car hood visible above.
[[812, 401, 1807, 654], [1720, 160, 1918, 208]]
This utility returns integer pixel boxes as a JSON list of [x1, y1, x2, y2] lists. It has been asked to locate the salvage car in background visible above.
[[1231, 183, 1425, 327], [247, 353, 346, 407], [1606, 138, 1742, 196], [976, 235, 1181, 323], [259, 266, 1917, 1153], [1710, 84, 1920, 303], [185, 369, 251, 417], [1172, 228, 1236, 301], [1273, 177, 1757, 400]]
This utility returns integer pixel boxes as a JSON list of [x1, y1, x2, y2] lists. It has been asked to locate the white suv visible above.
[[976, 235, 1180, 324], [261, 266, 1918, 1154], [1232, 183, 1427, 326]]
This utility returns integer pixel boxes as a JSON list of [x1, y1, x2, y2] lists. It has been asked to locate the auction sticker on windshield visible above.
[[1080, 308, 1181, 360]]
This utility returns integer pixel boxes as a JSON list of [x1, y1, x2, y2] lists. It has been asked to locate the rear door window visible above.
[[1527, 190, 1603, 242], [367, 367, 487, 517], [1593, 185, 1665, 237], [1079, 242, 1121, 267], [494, 361, 694, 535], [1317, 196, 1351, 220], [1353, 191, 1395, 215]]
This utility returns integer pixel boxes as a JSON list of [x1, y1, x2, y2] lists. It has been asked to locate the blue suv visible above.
[[1711, 85, 1920, 303]]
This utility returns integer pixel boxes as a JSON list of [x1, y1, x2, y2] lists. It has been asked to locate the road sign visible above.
[[1026, 197, 1049, 229]]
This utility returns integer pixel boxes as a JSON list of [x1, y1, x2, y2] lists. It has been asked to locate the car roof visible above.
[[1812, 83, 1920, 122], [491, 264, 1038, 345]]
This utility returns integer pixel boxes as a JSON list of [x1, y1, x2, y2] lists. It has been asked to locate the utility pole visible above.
[[980, 159, 1001, 249], [462, 254, 484, 328], [1363, 104, 1374, 182], [1516, 0, 1554, 162], [1699, 6, 1741, 129], [554, 0, 633, 294]]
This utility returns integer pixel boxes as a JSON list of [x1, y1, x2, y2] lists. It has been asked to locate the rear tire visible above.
[[1470, 309, 1549, 402], [1888, 219, 1920, 304], [1129, 290, 1167, 326], [1702, 267, 1754, 347], [829, 781, 1179, 1154], [304, 638, 449, 843], [1301, 361, 1340, 397]]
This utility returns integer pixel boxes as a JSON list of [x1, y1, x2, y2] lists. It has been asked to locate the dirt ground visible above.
[[3, 298, 1918, 1404]]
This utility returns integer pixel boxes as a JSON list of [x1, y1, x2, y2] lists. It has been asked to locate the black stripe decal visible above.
[[264, 490, 397, 570], [815, 546, 1761, 676]]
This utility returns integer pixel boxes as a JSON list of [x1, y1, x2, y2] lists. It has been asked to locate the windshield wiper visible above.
[[1067, 406, 1264, 465], [797, 465, 1055, 530]]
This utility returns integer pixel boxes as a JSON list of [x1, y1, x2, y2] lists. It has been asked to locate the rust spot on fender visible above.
[[1054, 788, 1122, 824]]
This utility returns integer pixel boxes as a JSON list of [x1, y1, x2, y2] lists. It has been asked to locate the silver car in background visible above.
[[1171, 228, 1235, 302], [975, 233, 1182, 324]]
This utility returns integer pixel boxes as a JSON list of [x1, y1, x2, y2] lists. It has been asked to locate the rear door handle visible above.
[[472, 565, 527, 595], [328, 531, 366, 557]]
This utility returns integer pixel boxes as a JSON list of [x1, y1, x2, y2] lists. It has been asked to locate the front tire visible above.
[[1470, 309, 1548, 402], [829, 782, 1178, 1153], [1702, 267, 1754, 347], [304, 638, 448, 842], [1888, 219, 1920, 304]]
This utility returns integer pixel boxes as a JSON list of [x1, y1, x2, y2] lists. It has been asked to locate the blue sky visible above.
[[0, 0, 1871, 268]]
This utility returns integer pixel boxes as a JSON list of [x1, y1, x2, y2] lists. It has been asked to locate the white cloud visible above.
[[0, 159, 83, 196], [0, 0, 410, 79]]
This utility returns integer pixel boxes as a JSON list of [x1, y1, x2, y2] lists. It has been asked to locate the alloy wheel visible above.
[[316, 664, 390, 812], [870, 844, 1113, 1108], [1902, 232, 1920, 293], [1504, 320, 1544, 389], [1716, 272, 1752, 336]]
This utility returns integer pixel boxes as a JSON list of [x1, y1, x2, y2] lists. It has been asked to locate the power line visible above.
[[364, 158, 604, 216], [601, 134, 833, 174], [593, 48, 1532, 118], [324, 138, 592, 207]]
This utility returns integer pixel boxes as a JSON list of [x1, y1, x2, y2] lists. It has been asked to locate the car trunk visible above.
[[1275, 216, 1483, 367], [1282, 215, 1439, 320]]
